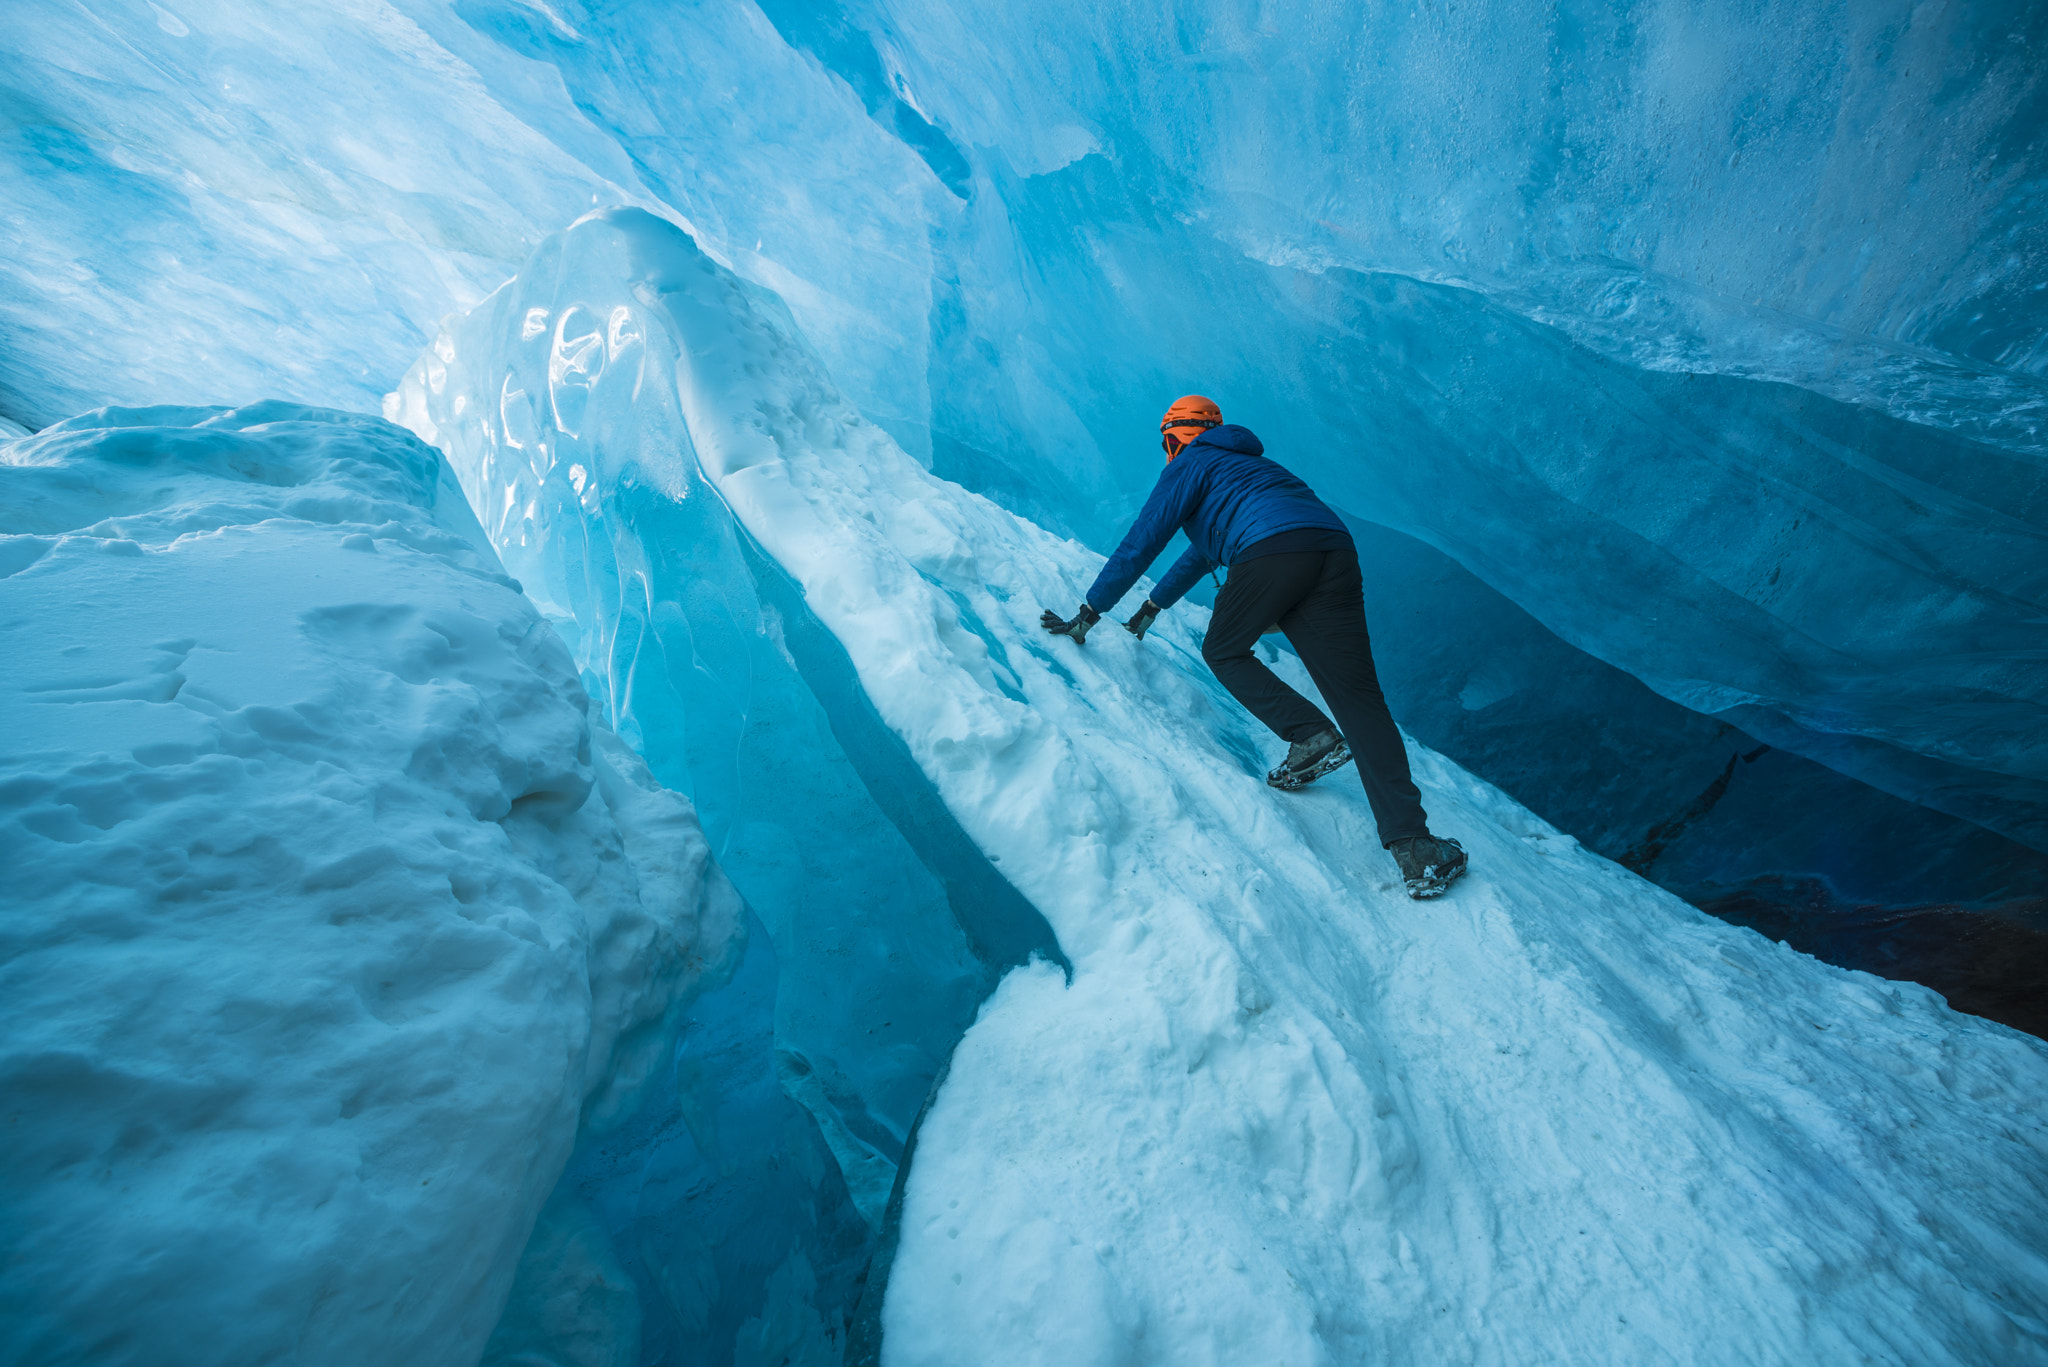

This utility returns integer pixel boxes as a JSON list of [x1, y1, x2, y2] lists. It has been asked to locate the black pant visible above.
[[1202, 548, 1429, 845]]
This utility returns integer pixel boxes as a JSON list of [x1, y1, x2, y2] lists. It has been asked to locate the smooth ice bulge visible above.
[[0, 404, 739, 1366], [394, 206, 1067, 1357]]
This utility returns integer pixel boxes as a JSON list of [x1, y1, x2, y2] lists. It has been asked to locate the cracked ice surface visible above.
[[0, 403, 739, 1366], [397, 210, 2048, 1366]]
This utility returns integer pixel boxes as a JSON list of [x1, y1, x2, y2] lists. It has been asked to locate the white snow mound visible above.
[[396, 210, 2048, 1367], [0, 402, 739, 1367]]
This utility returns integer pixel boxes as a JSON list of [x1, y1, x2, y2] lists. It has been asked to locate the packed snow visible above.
[[396, 209, 2048, 1365], [0, 404, 739, 1366]]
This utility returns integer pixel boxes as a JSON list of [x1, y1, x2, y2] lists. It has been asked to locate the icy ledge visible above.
[[0, 404, 739, 1366], [397, 209, 2048, 1365]]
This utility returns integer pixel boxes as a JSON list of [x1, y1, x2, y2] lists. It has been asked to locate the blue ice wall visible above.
[[492, 0, 2048, 850], [1342, 517, 2048, 1034], [462, 328, 993, 1216], [391, 210, 2048, 1367], [4, 5, 2045, 1356], [897, 160, 2048, 849], [1050, 260, 2048, 850]]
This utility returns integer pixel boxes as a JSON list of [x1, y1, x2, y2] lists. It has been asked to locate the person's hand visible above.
[[1039, 603, 1101, 644], [1124, 600, 1162, 640]]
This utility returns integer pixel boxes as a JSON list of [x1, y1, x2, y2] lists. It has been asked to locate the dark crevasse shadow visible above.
[[1342, 515, 2048, 1039], [732, 531, 1068, 980], [724, 524, 1068, 1364], [491, 908, 873, 1366], [1700, 885, 2048, 1040]]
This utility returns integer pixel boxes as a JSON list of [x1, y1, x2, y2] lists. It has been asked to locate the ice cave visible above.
[[2, 1, 2044, 1364]]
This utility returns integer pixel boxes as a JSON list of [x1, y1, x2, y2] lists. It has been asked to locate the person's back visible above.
[[1088, 422, 1353, 614], [1153, 425, 1347, 563], [1039, 394, 1470, 899]]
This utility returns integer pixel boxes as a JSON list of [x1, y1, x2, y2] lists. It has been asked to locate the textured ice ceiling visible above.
[[3, 0, 2044, 846]]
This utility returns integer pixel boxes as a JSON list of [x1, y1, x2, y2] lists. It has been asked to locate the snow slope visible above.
[[0, 403, 739, 1366], [398, 210, 2048, 1365]]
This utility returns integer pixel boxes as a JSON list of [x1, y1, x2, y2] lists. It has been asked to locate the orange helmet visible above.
[[1160, 394, 1222, 457]]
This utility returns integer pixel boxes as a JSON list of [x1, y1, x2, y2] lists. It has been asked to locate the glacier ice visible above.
[[0, 0, 933, 436], [395, 204, 1065, 1208], [0, 403, 740, 1365], [396, 207, 2048, 1366], [1315, 513, 2048, 1032], [3, 0, 2041, 856], [3, 0, 2046, 1362]]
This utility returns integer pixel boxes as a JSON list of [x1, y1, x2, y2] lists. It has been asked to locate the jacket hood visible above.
[[1191, 423, 1263, 457]]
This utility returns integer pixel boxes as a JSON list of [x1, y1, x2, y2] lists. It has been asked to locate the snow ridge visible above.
[[0, 403, 738, 1366]]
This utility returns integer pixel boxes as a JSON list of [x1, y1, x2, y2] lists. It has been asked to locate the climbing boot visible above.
[[1389, 834, 1469, 899], [1266, 729, 1353, 790]]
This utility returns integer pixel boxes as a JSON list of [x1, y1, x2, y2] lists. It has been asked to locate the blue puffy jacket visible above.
[[1084, 425, 1350, 613]]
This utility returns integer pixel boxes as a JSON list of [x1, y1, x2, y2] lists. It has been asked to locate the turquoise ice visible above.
[[2, 1, 2045, 1363]]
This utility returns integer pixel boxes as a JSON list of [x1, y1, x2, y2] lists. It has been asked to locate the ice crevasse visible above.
[[0, 402, 741, 1365], [392, 209, 2048, 1364]]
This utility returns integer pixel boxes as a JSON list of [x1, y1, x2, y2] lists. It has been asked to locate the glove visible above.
[[1124, 599, 1162, 640], [1039, 603, 1101, 644]]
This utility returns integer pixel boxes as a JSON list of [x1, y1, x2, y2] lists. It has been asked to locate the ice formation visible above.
[[392, 207, 1070, 1356], [2, 1, 2045, 1363], [393, 208, 2048, 1365], [0, 404, 739, 1365], [5, 0, 2042, 850]]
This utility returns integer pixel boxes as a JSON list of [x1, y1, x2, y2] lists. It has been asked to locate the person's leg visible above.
[[1203, 552, 1333, 742], [1280, 549, 1430, 845]]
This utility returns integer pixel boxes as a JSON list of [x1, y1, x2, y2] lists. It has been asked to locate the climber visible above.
[[1040, 395, 1468, 898]]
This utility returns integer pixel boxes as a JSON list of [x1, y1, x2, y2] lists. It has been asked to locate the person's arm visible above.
[[1147, 545, 1214, 609], [1119, 544, 1212, 640], [1082, 461, 1203, 615]]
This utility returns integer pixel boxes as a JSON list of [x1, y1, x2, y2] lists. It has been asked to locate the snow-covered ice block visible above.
[[401, 209, 2048, 1366], [0, 403, 739, 1366]]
